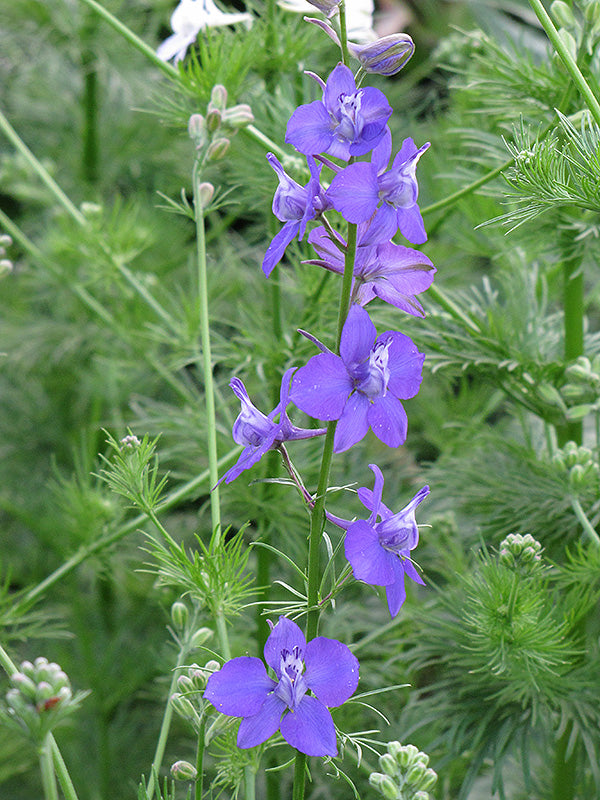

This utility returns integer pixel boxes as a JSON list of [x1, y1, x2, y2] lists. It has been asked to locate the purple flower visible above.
[[330, 464, 429, 616], [290, 305, 424, 452], [263, 153, 328, 277], [305, 225, 435, 315], [204, 616, 359, 756], [218, 368, 325, 484], [326, 129, 430, 245], [285, 63, 392, 160]]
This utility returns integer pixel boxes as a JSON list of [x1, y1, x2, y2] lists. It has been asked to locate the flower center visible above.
[[274, 646, 308, 711], [333, 92, 364, 143], [356, 338, 392, 399]]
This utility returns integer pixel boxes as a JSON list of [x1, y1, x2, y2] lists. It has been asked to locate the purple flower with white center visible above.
[[204, 616, 359, 756], [290, 305, 424, 452], [305, 225, 435, 315], [329, 464, 429, 616], [285, 63, 392, 160], [218, 368, 326, 485], [326, 129, 430, 245], [263, 153, 328, 277]]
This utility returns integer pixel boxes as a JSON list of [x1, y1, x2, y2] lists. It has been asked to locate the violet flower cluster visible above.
[[208, 55, 433, 758]]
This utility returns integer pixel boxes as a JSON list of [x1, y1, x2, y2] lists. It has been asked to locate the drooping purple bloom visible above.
[[290, 305, 424, 452], [326, 129, 430, 245], [305, 225, 435, 315], [285, 63, 392, 160], [329, 464, 429, 616], [263, 153, 328, 277], [218, 368, 326, 485], [204, 616, 359, 756]]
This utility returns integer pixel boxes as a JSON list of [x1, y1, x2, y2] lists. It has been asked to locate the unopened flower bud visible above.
[[368, 772, 399, 799], [397, 743, 419, 769], [557, 28, 578, 61], [379, 753, 398, 777], [307, 0, 341, 16], [406, 761, 427, 785], [120, 434, 141, 450], [170, 692, 197, 721], [206, 137, 230, 161], [551, 0, 575, 29], [419, 768, 438, 791], [171, 601, 189, 631], [206, 108, 222, 133], [386, 740, 402, 762], [209, 84, 228, 112], [171, 760, 198, 781], [188, 114, 207, 146], [413, 793, 430, 800], [222, 103, 254, 130], [177, 675, 195, 694], [348, 33, 414, 76], [0, 234, 13, 248], [195, 182, 214, 211]]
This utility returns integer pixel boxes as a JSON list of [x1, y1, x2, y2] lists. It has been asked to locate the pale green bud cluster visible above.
[[170, 759, 198, 781], [369, 741, 437, 799], [188, 84, 254, 164], [170, 657, 220, 730], [498, 533, 543, 568], [552, 440, 599, 490], [550, 0, 600, 60], [5, 657, 79, 741], [559, 355, 600, 422], [0, 233, 13, 278]]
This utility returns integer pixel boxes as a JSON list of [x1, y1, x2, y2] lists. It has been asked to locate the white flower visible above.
[[277, 0, 376, 43], [157, 0, 253, 64]]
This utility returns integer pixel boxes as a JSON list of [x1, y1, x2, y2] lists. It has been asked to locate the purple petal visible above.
[[326, 163, 379, 223], [280, 695, 338, 756], [323, 63, 357, 114], [237, 693, 287, 748], [204, 657, 275, 716], [340, 305, 377, 368], [290, 353, 352, 421], [345, 519, 395, 585], [384, 332, 425, 399], [264, 616, 306, 676], [385, 557, 408, 617], [397, 205, 427, 244], [368, 394, 408, 448], [403, 556, 425, 586], [361, 463, 385, 524], [348, 88, 392, 156], [285, 102, 333, 155], [308, 226, 345, 272], [220, 439, 274, 485], [333, 391, 370, 452], [358, 203, 398, 245], [263, 221, 301, 277], [393, 137, 419, 167], [304, 637, 359, 707], [371, 128, 392, 174]]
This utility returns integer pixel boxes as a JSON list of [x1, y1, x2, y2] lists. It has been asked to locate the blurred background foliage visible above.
[[2, 0, 600, 798]]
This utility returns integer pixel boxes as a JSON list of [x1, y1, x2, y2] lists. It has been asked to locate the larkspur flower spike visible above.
[[290, 305, 424, 452], [328, 464, 429, 616], [204, 616, 359, 756]]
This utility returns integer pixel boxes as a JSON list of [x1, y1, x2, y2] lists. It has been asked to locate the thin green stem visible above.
[[242, 125, 290, 161], [76, 0, 178, 79], [528, 0, 600, 129], [51, 738, 81, 800], [40, 735, 59, 800], [13, 447, 240, 614], [146, 645, 190, 800], [244, 765, 256, 800], [557, 254, 584, 446], [215, 609, 231, 660], [0, 644, 17, 676], [193, 163, 221, 538], [195, 716, 206, 800], [0, 109, 85, 225], [80, 9, 99, 184], [338, 0, 350, 66], [570, 496, 600, 547], [420, 160, 510, 218]]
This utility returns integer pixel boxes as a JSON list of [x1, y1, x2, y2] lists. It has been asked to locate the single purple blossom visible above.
[[326, 129, 430, 245], [329, 464, 429, 616], [218, 368, 325, 485], [263, 153, 328, 277], [204, 616, 359, 756], [305, 225, 435, 315], [290, 305, 424, 452], [285, 63, 392, 160]]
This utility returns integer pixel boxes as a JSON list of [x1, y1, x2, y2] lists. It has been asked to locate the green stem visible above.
[[193, 164, 221, 539], [195, 717, 206, 800], [51, 738, 81, 800], [81, 9, 99, 184], [76, 0, 178, 79], [13, 447, 241, 615], [242, 125, 290, 161], [146, 645, 190, 800], [0, 644, 17, 675], [557, 254, 584, 446], [244, 765, 256, 800], [528, 0, 600, 129], [338, 0, 350, 66], [570, 496, 600, 548], [215, 609, 231, 660], [551, 722, 577, 800], [40, 735, 59, 800], [420, 160, 510, 218]]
